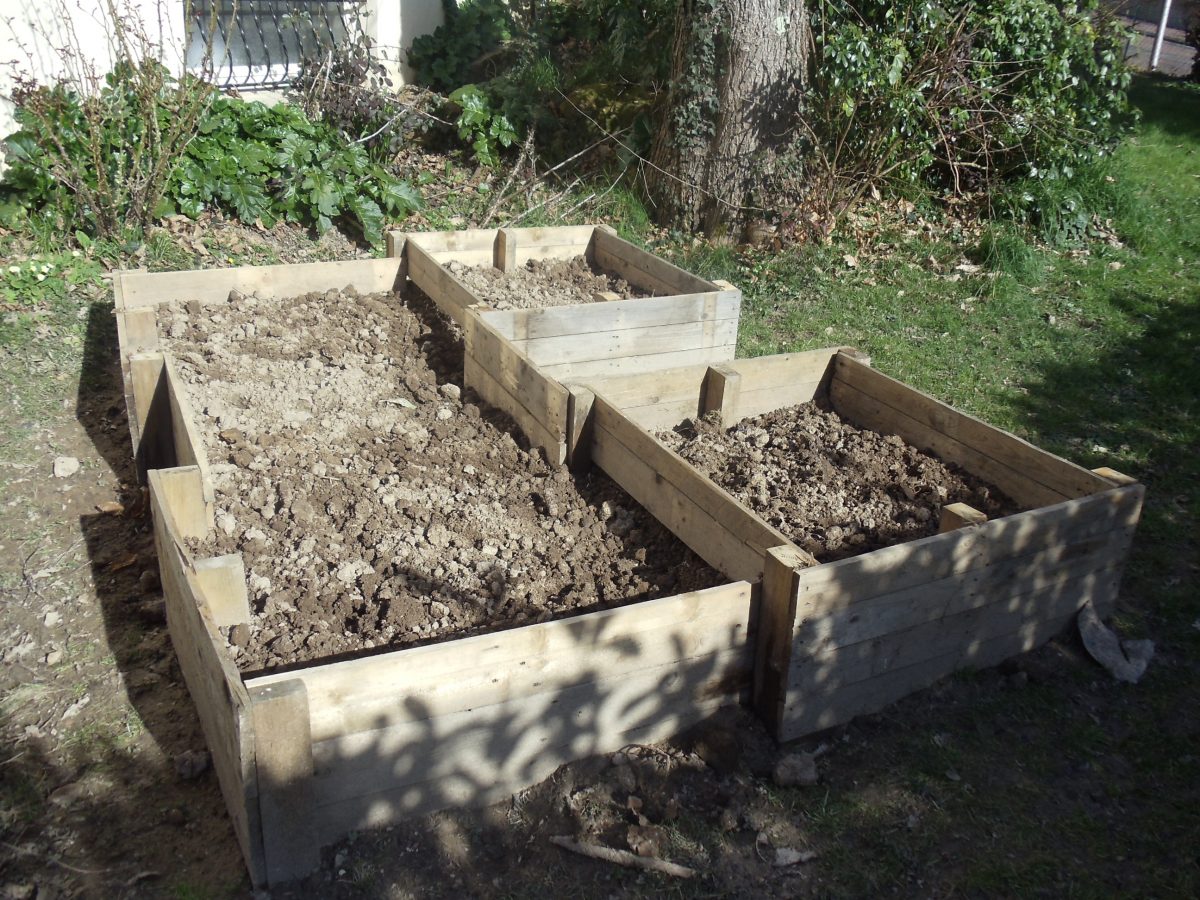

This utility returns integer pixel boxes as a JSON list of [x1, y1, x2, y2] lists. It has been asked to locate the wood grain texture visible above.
[[117, 258, 405, 309], [465, 315, 569, 434], [464, 355, 567, 465], [407, 239, 483, 327], [149, 468, 264, 884], [484, 292, 740, 342], [590, 229, 716, 295]]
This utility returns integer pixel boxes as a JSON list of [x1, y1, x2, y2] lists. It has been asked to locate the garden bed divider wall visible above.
[[111, 236, 761, 887], [578, 348, 1144, 742]]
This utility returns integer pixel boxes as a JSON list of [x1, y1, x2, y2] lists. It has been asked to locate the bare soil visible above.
[[446, 256, 657, 310], [658, 405, 1022, 562], [160, 287, 719, 673]]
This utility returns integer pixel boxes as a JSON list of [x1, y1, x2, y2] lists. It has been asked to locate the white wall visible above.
[[0, 0, 445, 139], [0, 0, 186, 137]]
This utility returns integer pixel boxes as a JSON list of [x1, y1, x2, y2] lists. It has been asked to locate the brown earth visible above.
[[445, 256, 657, 310], [658, 405, 1023, 562], [160, 287, 719, 673]]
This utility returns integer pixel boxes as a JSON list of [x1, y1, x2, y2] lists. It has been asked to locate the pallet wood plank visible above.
[[702, 364, 742, 425], [589, 394, 804, 582], [149, 469, 264, 884], [464, 355, 567, 465], [465, 315, 569, 433], [754, 545, 810, 736], [780, 608, 1079, 740], [247, 582, 752, 742], [483, 292, 741, 343], [407, 239, 483, 327], [590, 228, 715, 294], [116, 259, 405, 309], [309, 645, 749, 826], [515, 318, 739, 368], [788, 486, 1144, 618], [194, 554, 252, 627], [795, 528, 1131, 658], [249, 680, 319, 884], [833, 355, 1112, 500], [543, 345, 736, 380]]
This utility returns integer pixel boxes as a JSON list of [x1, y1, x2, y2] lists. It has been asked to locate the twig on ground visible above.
[[549, 835, 697, 878]]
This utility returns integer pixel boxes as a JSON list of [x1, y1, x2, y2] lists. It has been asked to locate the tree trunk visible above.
[[648, 0, 809, 235]]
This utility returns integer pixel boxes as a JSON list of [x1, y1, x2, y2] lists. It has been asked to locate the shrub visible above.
[[407, 0, 516, 94], [796, 0, 1135, 220]]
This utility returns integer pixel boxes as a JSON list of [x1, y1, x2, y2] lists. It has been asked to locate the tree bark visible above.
[[648, 0, 809, 235]]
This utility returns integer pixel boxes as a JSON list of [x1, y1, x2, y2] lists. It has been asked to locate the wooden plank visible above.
[[247, 582, 752, 742], [566, 384, 595, 471], [541, 345, 737, 380], [163, 354, 215, 505], [465, 355, 567, 466], [618, 398, 706, 433], [1092, 466, 1138, 487], [117, 306, 161, 356], [407, 239, 482, 327], [701, 364, 741, 425], [788, 485, 1144, 618], [486, 292, 741, 342], [129, 353, 166, 458], [310, 645, 748, 837], [833, 354, 1112, 501], [495, 228, 517, 272], [780, 608, 1079, 740], [514, 318, 738, 368], [754, 545, 809, 737], [726, 348, 844, 391], [194, 554, 252, 627], [313, 696, 729, 843], [732, 381, 826, 422], [148, 469, 264, 884], [249, 680, 319, 885], [582, 365, 709, 411], [154, 467, 211, 541], [590, 228, 715, 295], [465, 315, 569, 434], [940, 502, 987, 532], [831, 377, 1071, 510], [796, 527, 1133, 657], [589, 394, 805, 582], [117, 258, 405, 309]]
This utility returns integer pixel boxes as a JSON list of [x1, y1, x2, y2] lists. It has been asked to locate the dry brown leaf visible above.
[[107, 552, 138, 573], [96, 500, 125, 515]]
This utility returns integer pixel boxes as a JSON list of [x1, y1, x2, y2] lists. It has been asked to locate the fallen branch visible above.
[[549, 835, 697, 879]]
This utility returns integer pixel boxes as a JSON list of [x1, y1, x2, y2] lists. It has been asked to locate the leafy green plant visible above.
[[166, 97, 421, 242], [408, 0, 515, 93], [449, 85, 518, 167]]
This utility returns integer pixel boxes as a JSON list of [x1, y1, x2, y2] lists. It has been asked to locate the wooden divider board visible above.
[[245, 582, 754, 841], [148, 468, 265, 885], [389, 226, 596, 268]]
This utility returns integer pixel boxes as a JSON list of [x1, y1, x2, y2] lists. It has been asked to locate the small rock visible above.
[[52, 456, 80, 478], [773, 752, 819, 787], [774, 847, 818, 867], [229, 623, 251, 647], [43, 610, 62, 628], [44, 649, 63, 666], [436, 407, 454, 421], [135, 598, 167, 625], [138, 569, 161, 593], [61, 696, 89, 720], [439, 383, 462, 401], [218, 513, 237, 536], [49, 781, 86, 809], [175, 749, 211, 780], [626, 823, 668, 858]]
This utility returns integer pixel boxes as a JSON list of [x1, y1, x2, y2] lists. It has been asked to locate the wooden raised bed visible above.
[[388, 226, 741, 465], [575, 347, 1145, 741], [112, 256, 755, 887]]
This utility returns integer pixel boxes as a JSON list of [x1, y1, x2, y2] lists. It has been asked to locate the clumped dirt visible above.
[[659, 405, 1022, 562], [160, 288, 719, 673], [446, 256, 658, 309]]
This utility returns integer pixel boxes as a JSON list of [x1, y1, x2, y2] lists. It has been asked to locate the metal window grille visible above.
[[186, 1, 355, 90]]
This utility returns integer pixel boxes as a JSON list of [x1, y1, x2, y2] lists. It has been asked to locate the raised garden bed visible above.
[[112, 242, 754, 888], [391, 226, 741, 465], [573, 347, 1144, 741]]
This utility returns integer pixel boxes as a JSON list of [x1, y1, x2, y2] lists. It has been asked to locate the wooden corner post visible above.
[[702, 364, 742, 425], [249, 680, 319, 885], [753, 545, 809, 738]]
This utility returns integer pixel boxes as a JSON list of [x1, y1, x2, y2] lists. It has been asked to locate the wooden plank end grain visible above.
[[250, 680, 319, 885], [1091, 466, 1138, 487], [754, 545, 816, 737]]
